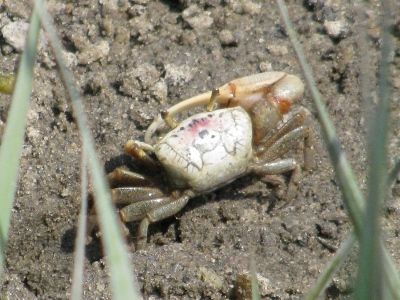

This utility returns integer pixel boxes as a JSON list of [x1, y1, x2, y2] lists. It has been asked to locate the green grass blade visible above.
[[276, 0, 365, 235], [355, 0, 393, 298], [382, 246, 400, 299], [388, 158, 400, 188], [305, 233, 356, 300], [276, 0, 400, 297], [0, 8, 40, 274], [70, 147, 88, 300], [33, 1, 141, 299], [250, 255, 260, 300]]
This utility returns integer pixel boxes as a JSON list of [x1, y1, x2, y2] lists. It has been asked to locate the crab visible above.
[[89, 71, 314, 251]]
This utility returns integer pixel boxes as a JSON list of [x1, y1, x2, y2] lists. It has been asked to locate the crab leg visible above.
[[119, 197, 171, 222], [256, 112, 306, 150], [111, 187, 165, 205], [107, 168, 152, 186], [252, 158, 302, 201], [136, 190, 195, 250], [253, 110, 314, 171], [304, 128, 314, 171], [256, 126, 312, 166]]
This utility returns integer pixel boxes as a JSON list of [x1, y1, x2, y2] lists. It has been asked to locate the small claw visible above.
[[124, 140, 160, 170]]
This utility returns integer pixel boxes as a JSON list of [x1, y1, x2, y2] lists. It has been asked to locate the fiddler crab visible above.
[[88, 72, 314, 251]]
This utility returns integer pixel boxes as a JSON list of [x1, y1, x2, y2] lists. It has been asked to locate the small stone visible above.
[[98, 0, 119, 13], [218, 29, 240, 46], [242, 1, 261, 15], [133, 63, 160, 90], [178, 30, 197, 45], [61, 187, 71, 197], [127, 4, 147, 17], [259, 62, 272, 72], [230, 0, 261, 15], [164, 63, 196, 86], [96, 283, 105, 292], [78, 40, 110, 65], [62, 50, 78, 69], [199, 266, 223, 290], [316, 221, 337, 239], [1, 45, 13, 55], [266, 44, 288, 56], [149, 80, 168, 104], [1, 21, 45, 52], [392, 76, 400, 89], [117, 63, 160, 99], [256, 273, 271, 296], [1, 21, 29, 52], [182, 5, 213, 32], [324, 20, 349, 39]]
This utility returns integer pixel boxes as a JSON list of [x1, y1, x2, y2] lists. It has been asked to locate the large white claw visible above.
[[144, 72, 304, 143]]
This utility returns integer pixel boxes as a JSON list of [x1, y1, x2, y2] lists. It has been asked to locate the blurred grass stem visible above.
[[33, 1, 141, 298], [355, 0, 393, 298], [0, 8, 40, 273]]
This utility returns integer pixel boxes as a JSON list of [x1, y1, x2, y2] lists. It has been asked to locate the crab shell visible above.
[[154, 106, 252, 194]]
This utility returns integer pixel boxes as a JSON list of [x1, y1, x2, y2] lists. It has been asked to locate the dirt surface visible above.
[[1, 0, 400, 299]]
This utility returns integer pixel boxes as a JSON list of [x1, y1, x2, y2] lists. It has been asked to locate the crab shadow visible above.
[[60, 227, 104, 263], [104, 153, 146, 175]]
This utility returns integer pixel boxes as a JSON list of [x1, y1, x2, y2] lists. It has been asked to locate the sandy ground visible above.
[[1, 0, 400, 299]]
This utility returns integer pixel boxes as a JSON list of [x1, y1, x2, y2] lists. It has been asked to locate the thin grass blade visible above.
[[250, 255, 260, 300], [388, 158, 400, 188], [70, 147, 88, 300], [33, 1, 141, 298], [276, 0, 365, 234], [305, 233, 356, 300], [355, 0, 393, 298], [0, 8, 40, 274], [276, 0, 400, 297]]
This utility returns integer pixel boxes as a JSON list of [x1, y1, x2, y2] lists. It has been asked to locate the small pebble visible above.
[[1, 21, 45, 52], [164, 63, 196, 86], [266, 44, 288, 56], [1, 21, 29, 52], [324, 20, 349, 39], [182, 5, 213, 32], [199, 267, 223, 290], [218, 30, 240, 46], [78, 41, 110, 65]]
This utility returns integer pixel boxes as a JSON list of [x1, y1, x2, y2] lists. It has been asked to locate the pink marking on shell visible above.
[[179, 114, 221, 141]]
